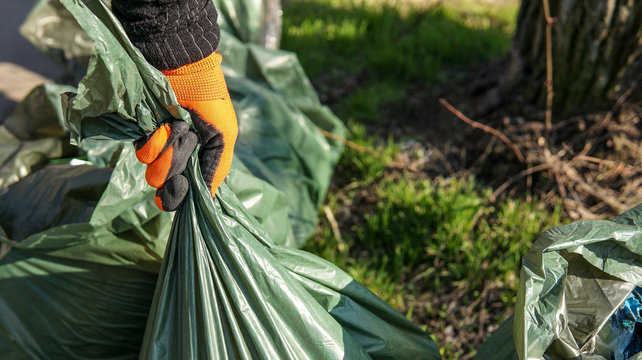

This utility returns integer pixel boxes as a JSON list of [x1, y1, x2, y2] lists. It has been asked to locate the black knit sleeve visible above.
[[112, 0, 220, 70]]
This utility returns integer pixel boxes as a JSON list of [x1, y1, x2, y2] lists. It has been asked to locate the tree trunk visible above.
[[502, 0, 642, 115]]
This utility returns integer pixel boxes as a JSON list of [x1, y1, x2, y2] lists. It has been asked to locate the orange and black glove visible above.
[[135, 53, 238, 211]]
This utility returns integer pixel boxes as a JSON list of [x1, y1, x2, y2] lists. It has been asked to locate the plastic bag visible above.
[[0, 83, 76, 190], [475, 205, 642, 360]]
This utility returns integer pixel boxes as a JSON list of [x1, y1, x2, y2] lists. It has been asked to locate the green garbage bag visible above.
[[0, 147, 170, 359], [0, 83, 76, 190], [475, 204, 642, 360], [21, 0, 344, 247], [1, 0, 441, 358], [515, 204, 642, 359], [474, 316, 517, 360]]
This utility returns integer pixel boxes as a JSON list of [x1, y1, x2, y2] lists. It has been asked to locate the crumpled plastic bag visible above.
[[475, 204, 642, 360], [0, 83, 76, 190]]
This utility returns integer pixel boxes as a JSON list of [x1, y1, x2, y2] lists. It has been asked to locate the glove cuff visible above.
[[161, 53, 229, 102]]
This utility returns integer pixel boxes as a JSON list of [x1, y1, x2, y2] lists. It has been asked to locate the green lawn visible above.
[[281, 0, 563, 358], [282, 0, 518, 124]]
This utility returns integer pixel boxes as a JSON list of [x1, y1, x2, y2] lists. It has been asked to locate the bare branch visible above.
[[439, 98, 525, 163]]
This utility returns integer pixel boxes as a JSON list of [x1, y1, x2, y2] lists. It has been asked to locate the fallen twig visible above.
[[464, 163, 552, 240], [489, 163, 552, 202], [472, 136, 499, 172], [439, 98, 525, 163], [559, 161, 628, 213], [577, 155, 636, 171], [317, 127, 381, 158], [323, 205, 345, 252], [590, 88, 634, 136], [428, 143, 456, 176]]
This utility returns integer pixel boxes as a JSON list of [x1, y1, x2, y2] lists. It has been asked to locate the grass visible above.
[[280, 0, 564, 358], [282, 0, 518, 124], [302, 123, 563, 358], [304, 125, 562, 310]]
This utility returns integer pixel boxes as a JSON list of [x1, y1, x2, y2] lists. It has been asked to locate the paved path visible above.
[[0, 1, 67, 119]]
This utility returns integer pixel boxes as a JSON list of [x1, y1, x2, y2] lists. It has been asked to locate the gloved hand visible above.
[[135, 119, 196, 211], [135, 53, 238, 211]]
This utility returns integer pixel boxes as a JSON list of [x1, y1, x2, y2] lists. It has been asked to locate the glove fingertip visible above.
[[135, 123, 172, 164], [174, 131, 198, 159], [155, 175, 189, 211], [168, 119, 190, 136]]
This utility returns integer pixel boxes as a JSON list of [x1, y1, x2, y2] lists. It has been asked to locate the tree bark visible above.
[[502, 0, 642, 115]]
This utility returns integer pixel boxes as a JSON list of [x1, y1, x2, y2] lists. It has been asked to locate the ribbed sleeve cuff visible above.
[[114, 0, 220, 70]]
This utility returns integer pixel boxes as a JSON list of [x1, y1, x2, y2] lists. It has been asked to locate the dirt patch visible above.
[[377, 55, 642, 220]]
